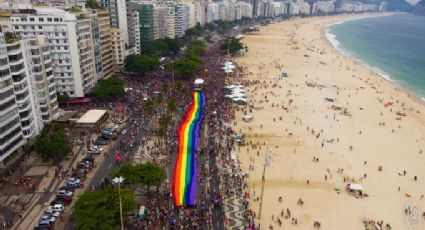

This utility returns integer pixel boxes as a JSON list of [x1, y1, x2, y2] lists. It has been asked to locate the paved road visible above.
[[63, 116, 151, 230]]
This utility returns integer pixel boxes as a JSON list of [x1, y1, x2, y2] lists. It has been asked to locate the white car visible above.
[[88, 146, 103, 154], [67, 177, 81, 184], [48, 204, 64, 212], [44, 210, 60, 217], [57, 190, 73, 196], [121, 129, 128, 135]]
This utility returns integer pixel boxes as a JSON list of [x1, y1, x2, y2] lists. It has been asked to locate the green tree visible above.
[[86, 0, 101, 9], [35, 124, 71, 161], [166, 56, 200, 79], [220, 37, 244, 55], [74, 187, 136, 230], [167, 98, 177, 113], [144, 100, 155, 115], [124, 54, 160, 74], [111, 162, 142, 185], [92, 76, 125, 101], [139, 162, 165, 192]]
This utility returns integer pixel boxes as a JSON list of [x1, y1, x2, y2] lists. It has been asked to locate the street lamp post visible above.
[[113, 176, 125, 230], [258, 148, 276, 220]]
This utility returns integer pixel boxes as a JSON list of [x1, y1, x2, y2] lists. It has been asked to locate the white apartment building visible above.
[[316, 1, 335, 14], [23, 35, 59, 124], [299, 2, 311, 15], [0, 31, 25, 168], [127, 10, 140, 53], [237, 1, 253, 18], [194, 1, 205, 26], [6, 34, 40, 139], [175, 4, 190, 37], [289, 2, 300, 15], [207, 2, 219, 23], [10, 8, 86, 97]]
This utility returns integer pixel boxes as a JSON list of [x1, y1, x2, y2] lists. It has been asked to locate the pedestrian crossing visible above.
[[0, 193, 40, 213]]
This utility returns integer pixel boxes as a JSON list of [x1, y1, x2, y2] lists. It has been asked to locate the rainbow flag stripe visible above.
[[172, 91, 205, 206]]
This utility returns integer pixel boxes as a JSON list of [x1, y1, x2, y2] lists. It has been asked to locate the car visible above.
[[87, 146, 102, 154], [44, 210, 60, 218], [48, 204, 64, 212], [82, 157, 95, 163], [101, 133, 112, 140], [56, 194, 72, 203], [34, 220, 52, 230], [78, 161, 92, 169], [40, 214, 55, 223], [59, 185, 75, 192], [50, 200, 65, 206], [66, 177, 81, 185], [95, 138, 109, 145], [121, 129, 128, 135], [57, 190, 73, 196], [65, 181, 81, 188]]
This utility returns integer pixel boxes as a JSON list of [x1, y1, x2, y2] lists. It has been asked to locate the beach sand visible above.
[[233, 14, 425, 229]]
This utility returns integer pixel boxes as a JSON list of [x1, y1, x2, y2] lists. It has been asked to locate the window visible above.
[[20, 17, 27, 22], [62, 32, 66, 36], [55, 32, 59, 36], [31, 26, 35, 29], [14, 26, 18, 30], [64, 46, 68, 50], [38, 26, 42, 29], [47, 18, 52, 22], [56, 39, 59, 43], [29, 18, 35, 22], [54, 18, 59, 22], [39, 18, 44, 22]]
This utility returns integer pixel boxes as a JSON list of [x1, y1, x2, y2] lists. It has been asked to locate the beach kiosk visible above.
[[194, 78, 204, 91]]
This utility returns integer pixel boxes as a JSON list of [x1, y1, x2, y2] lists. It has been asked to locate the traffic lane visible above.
[[89, 118, 149, 187]]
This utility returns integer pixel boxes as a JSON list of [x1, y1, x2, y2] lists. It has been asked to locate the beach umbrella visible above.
[[224, 85, 235, 89]]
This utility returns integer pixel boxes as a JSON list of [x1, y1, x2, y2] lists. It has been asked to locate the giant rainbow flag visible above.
[[172, 91, 205, 207]]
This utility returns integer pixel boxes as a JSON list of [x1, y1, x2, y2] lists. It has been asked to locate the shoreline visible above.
[[233, 13, 425, 229], [323, 13, 425, 105]]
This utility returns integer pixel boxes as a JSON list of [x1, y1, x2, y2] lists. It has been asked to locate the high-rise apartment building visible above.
[[95, 9, 114, 78], [127, 10, 140, 54], [24, 35, 59, 124], [175, 4, 189, 37], [6, 33, 40, 139], [10, 8, 87, 97], [97, 0, 128, 47], [111, 28, 125, 71], [129, 2, 157, 51], [0, 30, 25, 168]]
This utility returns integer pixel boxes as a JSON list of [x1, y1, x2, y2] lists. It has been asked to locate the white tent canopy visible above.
[[194, 78, 205, 84], [76, 109, 107, 125]]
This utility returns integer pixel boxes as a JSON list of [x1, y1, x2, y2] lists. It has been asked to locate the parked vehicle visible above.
[[57, 190, 73, 196], [48, 204, 64, 212], [82, 157, 95, 163], [56, 195, 72, 203], [34, 220, 52, 230], [95, 138, 109, 145], [40, 214, 55, 223], [87, 146, 102, 154], [78, 161, 92, 169], [50, 200, 65, 206], [59, 185, 75, 192], [44, 210, 60, 218], [121, 129, 128, 135]]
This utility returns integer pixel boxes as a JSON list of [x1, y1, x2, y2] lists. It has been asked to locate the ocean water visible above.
[[326, 14, 425, 100]]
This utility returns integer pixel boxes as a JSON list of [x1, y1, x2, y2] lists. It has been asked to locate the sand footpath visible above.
[[233, 13, 425, 229]]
